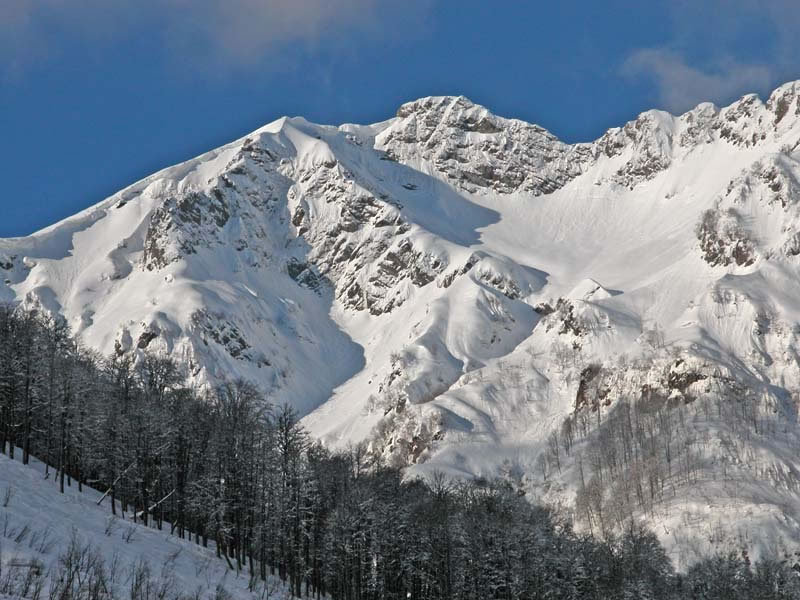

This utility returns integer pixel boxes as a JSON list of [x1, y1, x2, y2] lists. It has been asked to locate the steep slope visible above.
[[6, 82, 800, 562], [0, 452, 290, 600]]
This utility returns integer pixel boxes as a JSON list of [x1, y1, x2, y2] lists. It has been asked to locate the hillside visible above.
[[0, 451, 290, 600]]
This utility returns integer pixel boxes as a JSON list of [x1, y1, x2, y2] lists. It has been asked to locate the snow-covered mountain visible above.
[[6, 81, 800, 563]]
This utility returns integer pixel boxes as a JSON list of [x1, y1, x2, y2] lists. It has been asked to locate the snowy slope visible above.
[[6, 81, 800, 559], [0, 452, 289, 599]]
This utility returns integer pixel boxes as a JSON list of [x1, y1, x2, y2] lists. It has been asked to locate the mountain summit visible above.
[[6, 82, 800, 563]]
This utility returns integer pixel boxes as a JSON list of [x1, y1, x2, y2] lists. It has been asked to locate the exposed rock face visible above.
[[285, 149, 444, 316], [593, 110, 678, 188], [143, 190, 231, 270], [696, 207, 756, 267], [376, 96, 592, 195]]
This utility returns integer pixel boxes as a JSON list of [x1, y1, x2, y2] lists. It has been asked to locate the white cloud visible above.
[[164, 0, 385, 65], [622, 1, 800, 113], [0, 0, 430, 75], [622, 49, 773, 113]]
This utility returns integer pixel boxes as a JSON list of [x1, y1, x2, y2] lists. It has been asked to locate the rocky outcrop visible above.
[[696, 207, 756, 267], [376, 96, 591, 195], [191, 309, 267, 365], [594, 110, 677, 188], [143, 190, 231, 270]]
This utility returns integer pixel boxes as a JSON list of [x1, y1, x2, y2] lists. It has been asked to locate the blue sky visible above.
[[1, 0, 799, 236]]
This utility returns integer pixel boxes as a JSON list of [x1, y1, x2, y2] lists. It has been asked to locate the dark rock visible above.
[[137, 330, 158, 349]]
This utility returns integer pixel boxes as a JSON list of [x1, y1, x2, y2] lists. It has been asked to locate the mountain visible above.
[[6, 82, 800, 565]]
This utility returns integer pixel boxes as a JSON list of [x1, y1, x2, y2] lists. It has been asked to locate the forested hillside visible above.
[[2, 303, 800, 599]]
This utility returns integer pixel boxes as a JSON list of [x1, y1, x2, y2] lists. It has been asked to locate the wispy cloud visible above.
[[0, 0, 430, 75], [163, 0, 392, 67], [621, 0, 800, 113], [622, 50, 773, 114]]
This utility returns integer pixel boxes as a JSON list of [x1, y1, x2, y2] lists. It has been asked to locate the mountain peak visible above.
[[377, 95, 582, 195], [393, 94, 509, 136]]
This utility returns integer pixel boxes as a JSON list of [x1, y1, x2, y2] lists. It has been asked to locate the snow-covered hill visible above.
[[6, 81, 800, 561]]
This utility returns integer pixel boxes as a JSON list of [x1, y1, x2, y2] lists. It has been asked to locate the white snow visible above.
[[0, 452, 290, 599]]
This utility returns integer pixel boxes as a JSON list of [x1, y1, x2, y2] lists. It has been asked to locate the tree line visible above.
[[1, 303, 799, 600]]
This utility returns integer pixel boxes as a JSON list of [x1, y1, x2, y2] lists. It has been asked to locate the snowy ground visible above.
[[0, 452, 293, 600]]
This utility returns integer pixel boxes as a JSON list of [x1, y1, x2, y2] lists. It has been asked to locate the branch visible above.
[[135, 488, 176, 518]]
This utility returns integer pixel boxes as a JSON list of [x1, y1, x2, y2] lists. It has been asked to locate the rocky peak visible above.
[[676, 82, 800, 149], [714, 93, 768, 147], [586, 82, 800, 189], [678, 102, 720, 146], [592, 109, 679, 188], [766, 80, 800, 129], [377, 95, 591, 196], [394, 95, 506, 135]]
